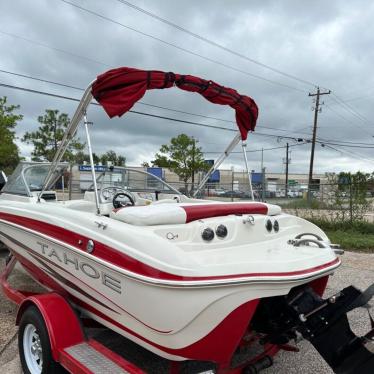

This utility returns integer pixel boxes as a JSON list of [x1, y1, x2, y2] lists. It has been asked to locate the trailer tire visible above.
[[18, 305, 65, 374]]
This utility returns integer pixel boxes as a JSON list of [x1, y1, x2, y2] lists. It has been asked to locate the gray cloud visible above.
[[1, 0, 373, 174]]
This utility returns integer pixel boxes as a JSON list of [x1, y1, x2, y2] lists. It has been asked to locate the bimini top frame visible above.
[[38, 83, 94, 203], [39, 67, 260, 211]]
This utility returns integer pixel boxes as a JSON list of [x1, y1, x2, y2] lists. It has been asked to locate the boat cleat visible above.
[[242, 214, 255, 225], [288, 233, 344, 255]]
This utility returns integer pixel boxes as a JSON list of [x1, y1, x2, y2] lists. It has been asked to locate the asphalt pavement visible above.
[[0, 249, 373, 374]]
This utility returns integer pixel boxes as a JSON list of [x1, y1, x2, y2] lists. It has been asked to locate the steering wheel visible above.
[[100, 187, 120, 202], [112, 192, 135, 209]]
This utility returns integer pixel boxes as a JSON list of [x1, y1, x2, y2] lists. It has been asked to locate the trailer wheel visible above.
[[18, 306, 65, 374]]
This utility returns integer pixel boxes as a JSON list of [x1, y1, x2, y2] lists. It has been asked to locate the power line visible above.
[[323, 144, 374, 164], [0, 69, 83, 91], [0, 30, 110, 68], [58, 0, 306, 93], [0, 81, 236, 131], [331, 93, 372, 125], [114, 0, 317, 88], [315, 140, 374, 149], [316, 137, 374, 146], [0, 68, 280, 132], [3, 4, 370, 147], [0, 81, 281, 138], [325, 87, 374, 104], [203, 142, 307, 154], [328, 95, 373, 138], [2, 80, 319, 148], [325, 101, 373, 137], [324, 103, 356, 126], [3, 80, 374, 150], [341, 91, 374, 103], [0, 68, 307, 134]]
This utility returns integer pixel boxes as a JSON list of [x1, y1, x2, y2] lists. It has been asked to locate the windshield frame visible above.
[[88, 166, 181, 195], [2, 162, 68, 197]]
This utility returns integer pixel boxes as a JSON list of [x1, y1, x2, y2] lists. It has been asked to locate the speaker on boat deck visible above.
[[202, 228, 215, 241], [265, 219, 273, 232], [216, 224, 228, 238]]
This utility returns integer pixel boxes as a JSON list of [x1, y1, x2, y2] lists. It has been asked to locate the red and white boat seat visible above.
[[110, 202, 281, 226]]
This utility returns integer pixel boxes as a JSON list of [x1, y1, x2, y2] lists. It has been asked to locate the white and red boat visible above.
[[0, 67, 373, 374]]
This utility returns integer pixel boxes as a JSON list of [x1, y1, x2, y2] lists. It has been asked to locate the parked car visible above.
[[208, 187, 226, 196], [221, 190, 246, 198], [265, 191, 276, 198], [275, 190, 286, 198], [287, 190, 298, 198]]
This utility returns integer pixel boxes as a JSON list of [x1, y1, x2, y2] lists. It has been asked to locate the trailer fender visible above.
[[16, 293, 85, 361]]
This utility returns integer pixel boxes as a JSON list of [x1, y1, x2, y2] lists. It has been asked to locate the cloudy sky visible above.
[[1, 0, 374, 175]]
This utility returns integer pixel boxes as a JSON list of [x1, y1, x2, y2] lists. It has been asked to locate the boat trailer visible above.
[[1, 254, 374, 374]]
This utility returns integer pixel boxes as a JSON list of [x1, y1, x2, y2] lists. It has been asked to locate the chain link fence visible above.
[[64, 175, 372, 207], [53, 164, 374, 224]]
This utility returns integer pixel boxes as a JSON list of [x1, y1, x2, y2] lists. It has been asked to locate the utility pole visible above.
[[261, 167, 266, 202], [191, 136, 196, 194], [231, 166, 234, 202], [261, 148, 265, 201], [285, 143, 289, 198], [308, 87, 331, 200]]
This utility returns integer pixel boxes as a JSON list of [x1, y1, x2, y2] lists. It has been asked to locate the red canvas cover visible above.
[[91, 67, 258, 140]]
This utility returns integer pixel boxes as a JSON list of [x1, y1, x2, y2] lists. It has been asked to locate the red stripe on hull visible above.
[[182, 203, 268, 223], [6, 231, 174, 333], [12, 250, 261, 363], [0, 212, 339, 282]]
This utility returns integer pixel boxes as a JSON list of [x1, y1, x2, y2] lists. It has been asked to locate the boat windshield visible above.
[[90, 167, 181, 195], [2, 162, 67, 196]]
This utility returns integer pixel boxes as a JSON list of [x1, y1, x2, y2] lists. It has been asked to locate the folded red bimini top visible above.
[[91, 67, 259, 141]]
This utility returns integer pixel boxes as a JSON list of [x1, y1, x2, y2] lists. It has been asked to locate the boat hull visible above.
[[0, 210, 340, 362]]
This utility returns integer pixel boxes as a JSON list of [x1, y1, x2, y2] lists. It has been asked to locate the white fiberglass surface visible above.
[[0, 195, 336, 279]]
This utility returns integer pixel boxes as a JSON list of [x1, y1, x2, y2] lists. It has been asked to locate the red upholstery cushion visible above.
[[182, 203, 268, 223]]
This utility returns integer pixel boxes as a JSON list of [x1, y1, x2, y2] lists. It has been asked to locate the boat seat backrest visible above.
[[63, 200, 96, 213], [110, 202, 281, 226]]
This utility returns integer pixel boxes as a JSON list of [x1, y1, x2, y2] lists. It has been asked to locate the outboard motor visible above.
[[0, 171, 7, 191]]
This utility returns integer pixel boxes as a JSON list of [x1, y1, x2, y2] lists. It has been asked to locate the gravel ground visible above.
[[0, 248, 373, 373]]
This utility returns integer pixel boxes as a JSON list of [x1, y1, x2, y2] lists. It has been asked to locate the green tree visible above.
[[100, 150, 126, 166], [152, 134, 208, 193], [74, 151, 100, 165], [0, 97, 22, 174], [22, 109, 84, 162]]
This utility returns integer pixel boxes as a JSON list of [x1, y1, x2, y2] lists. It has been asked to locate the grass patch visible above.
[[326, 230, 374, 252], [278, 198, 326, 209], [308, 218, 374, 234], [305, 218, 374, 252]]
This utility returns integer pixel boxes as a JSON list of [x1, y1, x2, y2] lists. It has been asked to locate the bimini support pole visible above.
[[38, 83, 94, 201], [241, 141, 255, 201], [83, 113, 100, 215], [193, 133, 241, 197]]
